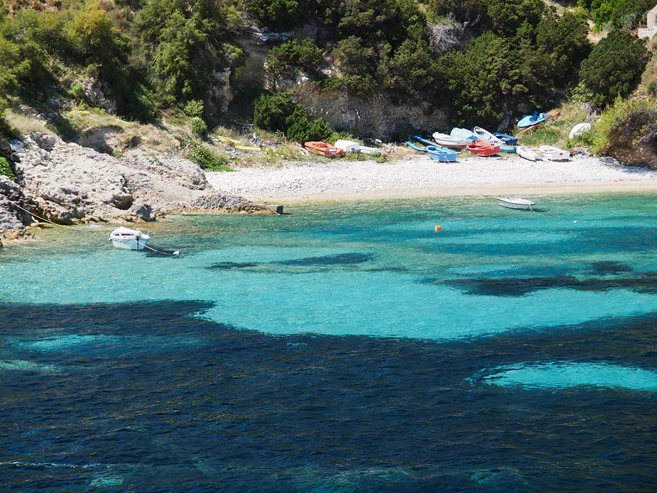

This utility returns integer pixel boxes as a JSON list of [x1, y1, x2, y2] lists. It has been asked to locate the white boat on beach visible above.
[[450, 127, 478, 142], [569, 122, 591, 140], [516, 145, 541, 161], [334, 140, 360, 154], [539, 145, 570, 161], [497, 197, 536, 210], [109, 226, 150, 250], [473, 126, 505, 145], [432, 132, 468, 149]]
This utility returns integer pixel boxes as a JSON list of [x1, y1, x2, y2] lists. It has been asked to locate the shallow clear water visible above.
[[1, 194, 656, 491]]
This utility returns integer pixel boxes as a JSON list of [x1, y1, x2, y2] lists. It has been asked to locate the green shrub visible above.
[[70, 83, 85, 102], [0, 157, 16, 180], [265, 38, 321, 79], [185, 142, 231, 171], [253, 92, 300, 133], [184, 100, 204, 118], [286, 116, 333, 143], [190, 117, 208, 137], [590, 96, 657, 155], [579, 29, 650, 108]]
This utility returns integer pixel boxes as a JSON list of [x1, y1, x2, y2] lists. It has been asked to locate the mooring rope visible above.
[[6, 200, 180, 255]]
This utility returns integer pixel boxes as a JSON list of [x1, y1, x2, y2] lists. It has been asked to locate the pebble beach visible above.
[[206, 154, 657, 204]]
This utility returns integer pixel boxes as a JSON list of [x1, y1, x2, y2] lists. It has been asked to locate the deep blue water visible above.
[[1, 194, 657, 491]]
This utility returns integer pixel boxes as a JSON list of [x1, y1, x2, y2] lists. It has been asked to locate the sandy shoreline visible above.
[[206, 154, 657, 204]]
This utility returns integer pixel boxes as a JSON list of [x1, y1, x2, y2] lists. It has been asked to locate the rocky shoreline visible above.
[[0, 133, 275, 246]]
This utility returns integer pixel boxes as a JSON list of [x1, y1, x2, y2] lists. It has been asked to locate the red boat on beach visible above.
[[304, 141, 345, 157], [466, 140, 500, 157]]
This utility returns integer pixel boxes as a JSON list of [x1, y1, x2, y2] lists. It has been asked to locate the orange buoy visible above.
[[435, 225, 442, 232]]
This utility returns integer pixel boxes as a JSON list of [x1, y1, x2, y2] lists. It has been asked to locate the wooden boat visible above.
[[473, 126, 505, 145], [497, 197, 536, 210], [518, 111, 545, 128], [569, 122, 591, 140], [539, 145, 570, 161], [426, 145, 458, 162], [494, 132, 518, 145], [450, 127, 478, 141], [517, 145, 541, 161], [304, 141, 345, 157], [432, 132, 468, 149], [466, 140, 500, 156]]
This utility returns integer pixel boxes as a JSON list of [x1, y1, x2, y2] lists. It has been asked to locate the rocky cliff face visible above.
[[290, 81, 448, 140], [0, 133, 273, 239]]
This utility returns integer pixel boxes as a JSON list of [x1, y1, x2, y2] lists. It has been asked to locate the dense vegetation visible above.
[[0, 0, 655, 159]]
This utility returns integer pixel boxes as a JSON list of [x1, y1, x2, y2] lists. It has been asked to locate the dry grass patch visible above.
[[5, 110, 55, 136]]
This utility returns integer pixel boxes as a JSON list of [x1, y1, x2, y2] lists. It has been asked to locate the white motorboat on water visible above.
[[109, 226, 150, 250], [516, 145, 541, 161], [497, 197, 536, 210], [539, 145, 570, 161]]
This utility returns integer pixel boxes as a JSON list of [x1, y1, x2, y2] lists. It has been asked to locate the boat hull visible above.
[[517, 146, 540, 161], [426, 145, 458, 162], [466, 141, 500, 156], [518, 112, 545, 128], [494, 133, 518, 145], [432, 132, 468, 149], [539, 146, 570, 161], [304, 141, 345, 157], [109, 226, 150, 250], [497, 197, 535, 210], [473, 126, 505, 145], [111, 237, 149, 250]]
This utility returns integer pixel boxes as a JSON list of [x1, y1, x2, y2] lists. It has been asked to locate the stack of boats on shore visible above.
[[415, 120, 572, 162], [305, 111, 579, 162]]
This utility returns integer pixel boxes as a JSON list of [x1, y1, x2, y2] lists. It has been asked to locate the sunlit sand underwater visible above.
[[1, 194, 656, 491]]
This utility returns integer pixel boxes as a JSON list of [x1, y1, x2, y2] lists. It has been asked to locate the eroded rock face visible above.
[[0, 176, 30, 234], [607, 131, 657, 169], [290, 81, 448, 140], [0, 132, 272, 236]]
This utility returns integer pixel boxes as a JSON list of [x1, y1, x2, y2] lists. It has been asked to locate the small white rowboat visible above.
[[516, 145, 541, 161], [539, 146, 570, 161], [497, 197, 536, 210]]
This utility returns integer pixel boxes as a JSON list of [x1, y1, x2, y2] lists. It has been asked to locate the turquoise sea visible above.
[[1, 193, 656, 491]]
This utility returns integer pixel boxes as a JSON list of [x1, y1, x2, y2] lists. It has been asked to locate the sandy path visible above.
[[206, 154, 657, 204]]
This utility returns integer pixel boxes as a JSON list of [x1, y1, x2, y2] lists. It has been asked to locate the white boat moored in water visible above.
[[109, 226, 150, 250], [497, 197, 536, 210]]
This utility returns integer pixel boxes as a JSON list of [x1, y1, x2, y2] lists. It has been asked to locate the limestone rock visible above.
[[1, 132, 272, 235]]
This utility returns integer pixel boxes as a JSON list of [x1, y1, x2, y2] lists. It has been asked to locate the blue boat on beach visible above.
[[450, 127, 478, 141], [406, 141, 426, 152], [426, 145, 458, 162], [518, 111, 545, 128], [494, 132, 518, 145]]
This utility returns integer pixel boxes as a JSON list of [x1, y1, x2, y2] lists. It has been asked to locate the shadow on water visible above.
[[205, 252, 374, 271], [441, 272, 657, 297], [0, 300, 656, 491], [589, 261, 633, 275]]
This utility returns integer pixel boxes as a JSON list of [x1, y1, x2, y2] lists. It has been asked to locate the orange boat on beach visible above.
[[466, 140, 500, 157], [304, 141, 345, 158]]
